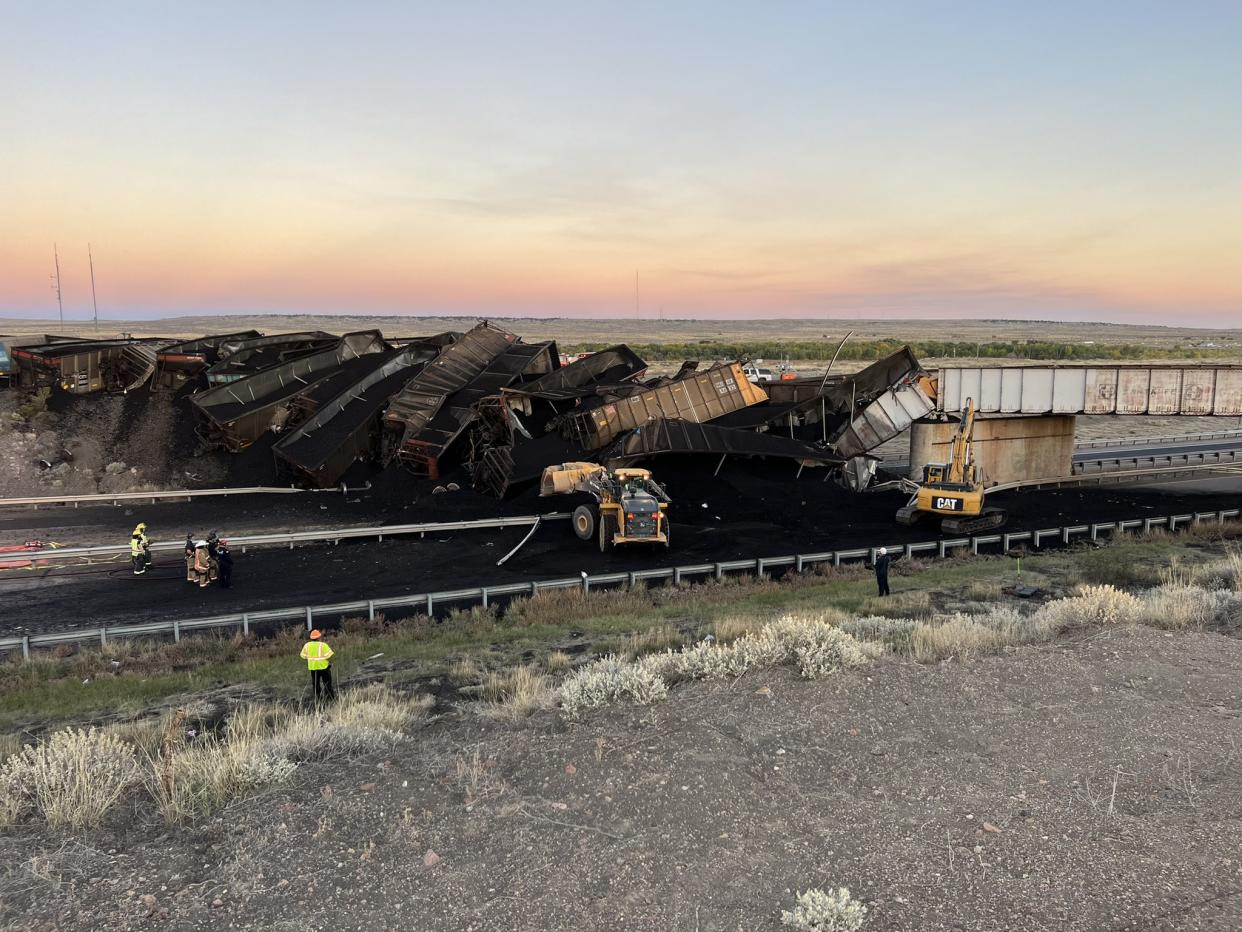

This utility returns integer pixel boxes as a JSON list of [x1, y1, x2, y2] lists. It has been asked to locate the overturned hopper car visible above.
[[10, 338, 166, 394], [192, 331, 390, 451], [558, 361, 768, 450]]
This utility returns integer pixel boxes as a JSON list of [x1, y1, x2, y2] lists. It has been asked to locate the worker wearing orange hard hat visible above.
[[300, 629, 335, 703]]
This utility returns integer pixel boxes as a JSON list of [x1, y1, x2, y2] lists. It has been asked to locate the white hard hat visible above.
[[195, 540, 207, 547], [878, 547, 887, 555]]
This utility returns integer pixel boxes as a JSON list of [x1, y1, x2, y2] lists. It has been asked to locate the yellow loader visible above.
[[540, 463, 671, 551]]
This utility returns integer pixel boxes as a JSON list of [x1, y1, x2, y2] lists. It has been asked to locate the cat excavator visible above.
[[895, 397, 1007, 533]]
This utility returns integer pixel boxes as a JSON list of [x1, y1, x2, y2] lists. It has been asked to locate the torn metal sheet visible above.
[[502, 344, 647, 403], [205, 332, 337, 385], [395, 340, 558, 479], [153, 331, 263, 391], [384, 322, 519, 445], [606, 418, 842, 468], [828, 373, 937, 459]]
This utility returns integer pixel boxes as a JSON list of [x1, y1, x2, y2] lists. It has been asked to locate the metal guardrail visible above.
[[1075, 449, 1241, 474], [4, 507, 1238, 659], [1074, 427, 1242, 450], [989, 460, 1242, 494], [20, 513, 572, 563], [0, 486, 306, 509]]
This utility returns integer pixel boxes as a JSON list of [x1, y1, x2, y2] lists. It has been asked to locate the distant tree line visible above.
[[562, 339, 1242, 363]]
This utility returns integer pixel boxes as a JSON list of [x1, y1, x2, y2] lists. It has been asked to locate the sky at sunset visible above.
[[2, 1, 1240, 326]]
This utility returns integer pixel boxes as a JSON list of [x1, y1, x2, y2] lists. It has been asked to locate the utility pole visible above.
[[52, 244, 64, 332], [88, 244, 99, 332], [634, 270, 639, 317]]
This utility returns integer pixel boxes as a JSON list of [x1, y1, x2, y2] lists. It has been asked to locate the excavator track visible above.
[[940, 507, 1007, 535]]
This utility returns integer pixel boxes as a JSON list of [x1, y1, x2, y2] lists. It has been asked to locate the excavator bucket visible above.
[[539, 462, 606, 496]]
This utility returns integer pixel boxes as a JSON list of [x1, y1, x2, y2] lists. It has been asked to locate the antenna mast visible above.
[[88, 244, 99, 331], [52, 244, 64, 332]]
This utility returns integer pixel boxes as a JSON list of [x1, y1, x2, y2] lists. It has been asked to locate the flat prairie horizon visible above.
[[1, 314, 1239, 348]]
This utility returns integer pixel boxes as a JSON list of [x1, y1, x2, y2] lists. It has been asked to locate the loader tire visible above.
[[572, 505, 596, 541], [598, 513, 614, 552]]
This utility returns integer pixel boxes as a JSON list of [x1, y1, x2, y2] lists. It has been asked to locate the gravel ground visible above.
[[3, 625, 1241, 931]]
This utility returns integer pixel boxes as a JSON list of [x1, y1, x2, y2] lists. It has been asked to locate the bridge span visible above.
[[935, 364, 1242, 416]]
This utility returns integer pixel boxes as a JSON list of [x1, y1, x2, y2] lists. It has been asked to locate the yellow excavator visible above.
[[895, 398, 1007, 533], [540, 463, 671, 551]]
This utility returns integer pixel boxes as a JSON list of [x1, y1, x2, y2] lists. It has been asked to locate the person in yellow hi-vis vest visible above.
[[130, 523, 150, 576], [300, 630, 336, 703]]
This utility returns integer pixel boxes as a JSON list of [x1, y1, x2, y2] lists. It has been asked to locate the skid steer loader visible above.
[[540, 463, 671, 551]]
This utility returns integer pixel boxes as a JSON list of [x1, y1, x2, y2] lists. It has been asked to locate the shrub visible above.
[[0, 727, 140, 829], [559, 655, 669, 719], [781, 887, 867, 931], [640, 613, 867, 683], [1035, 584, 1142, 630]]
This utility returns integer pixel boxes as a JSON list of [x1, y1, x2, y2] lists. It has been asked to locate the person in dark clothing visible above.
[[216, 539, 233, 589], [874, 547, 892, 596]]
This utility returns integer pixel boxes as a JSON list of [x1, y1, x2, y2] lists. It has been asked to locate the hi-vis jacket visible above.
[[300, 640, 334, 671], [130, 533, 148, 556]]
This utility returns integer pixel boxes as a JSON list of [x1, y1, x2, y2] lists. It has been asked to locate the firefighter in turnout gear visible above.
[[192, 540, 217, 588], [301, 630, 336, 703], [130, 523, 150, 576]]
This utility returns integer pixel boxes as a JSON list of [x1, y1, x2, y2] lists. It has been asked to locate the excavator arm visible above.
[[947, 398, 976, 485]]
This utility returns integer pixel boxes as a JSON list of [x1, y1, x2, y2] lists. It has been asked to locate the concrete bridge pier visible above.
[[908, 414, 1075, 484]]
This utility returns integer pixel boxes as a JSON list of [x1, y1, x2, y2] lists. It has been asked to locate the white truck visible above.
[[742, 364, 776, 383]]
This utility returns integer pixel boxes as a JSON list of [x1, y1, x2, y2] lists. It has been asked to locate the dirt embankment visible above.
[[3, 625, 1241, 931], [0, 388, 227, 499]]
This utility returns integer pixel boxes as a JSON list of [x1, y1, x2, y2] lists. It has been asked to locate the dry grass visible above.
[[1135, 585, 1232, 630], [964, 580, 1004, 601], [503, 586, 651, 628], [1226, 548, 1242, 592], [545, 651, 572, 673], [617, 624, 685, 659], [225, 702, 293, 744], [711, 616, 763, 643], [478, 666, 555, 721], [149, 736, 296, 824], [910, 610, 1034, 663], [450, 656, 484, 685], [106, 715, 174, 758], [0, 732, 25, 764], [860, 590, 933, 619], [1158, 558, 1197, 589]]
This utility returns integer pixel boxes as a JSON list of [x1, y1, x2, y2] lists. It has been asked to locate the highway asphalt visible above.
[[1, 464, 1239, 635]]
